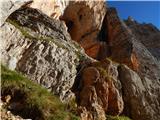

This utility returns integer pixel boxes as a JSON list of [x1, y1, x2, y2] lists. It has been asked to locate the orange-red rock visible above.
[[74, 59, 124, 120], [29, 0, 107, 59], [61, 1, 106, 59]]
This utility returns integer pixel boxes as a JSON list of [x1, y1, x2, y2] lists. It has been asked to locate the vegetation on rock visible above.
[[7, 18, 86, 61], [106, 115, 131, 120], [1, 1, 160, 120], [1, 65, 80, 120]]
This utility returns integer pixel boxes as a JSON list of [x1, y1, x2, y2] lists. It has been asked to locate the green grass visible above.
[[106, 115, 132, 120], [6, 19, 37, 40], [1, 65, 80, 120]]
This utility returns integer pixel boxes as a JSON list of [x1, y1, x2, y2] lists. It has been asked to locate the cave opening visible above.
[[96, 15, 112, 60], [98, 15, 109, 44], [66, 20, 74, 32], [61, 5, 112, 61]]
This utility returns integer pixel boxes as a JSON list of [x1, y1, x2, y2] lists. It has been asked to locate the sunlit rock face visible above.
[[30, 0, 69, 19], [124, 17, 160, 63], [103, 8, 160, 120], [73, 59, 124, 120], [29, 0, 107, 59], [61, 0, 107, 59], [0, 0, 32, 26], [1, 7, 91, 102], [1, 0, 160, 120]]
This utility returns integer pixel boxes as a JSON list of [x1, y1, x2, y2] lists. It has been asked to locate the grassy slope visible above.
[[106, 115, 131, 120], [1, 65, 79, 120]]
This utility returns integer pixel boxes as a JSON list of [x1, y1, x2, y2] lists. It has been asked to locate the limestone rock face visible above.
[[124, 17, 160, 62], [73, 59, 124, 120], [29, 0, 107, 59], [0, 0, 32, 26], [103, 8, 160, 120], [1, 7, 90, 102], [1, 1, 160, 120], [103, 7, 160, 78], [29, 0, 69, 19], [61, 0, 107, 59], [118, 65, 160, 120]]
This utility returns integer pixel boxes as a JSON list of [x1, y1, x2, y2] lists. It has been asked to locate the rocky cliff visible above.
[[1, 6, 92, 102], [124, 17, 160, 62], [1, 0, 160, 120], [101, 8, 160, 120]]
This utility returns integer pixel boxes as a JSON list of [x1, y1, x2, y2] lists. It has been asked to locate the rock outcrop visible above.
[[105, 8, 160, 80], [102, 7, 160, 120], [29, 0, 107, 59], [119, 65, 160, 120], [0, 0, 32, 26], [124, 17, 160, 62], [1, 1, 160, 120], [1, 7, 91, 102], [61, 0, 107, 59], [73, 59, 124, 120], [29, 0, 69, 19]]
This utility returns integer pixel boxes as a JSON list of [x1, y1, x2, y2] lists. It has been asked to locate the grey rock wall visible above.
[[0, 0, 32, 26], [1, 7, 91, 102]]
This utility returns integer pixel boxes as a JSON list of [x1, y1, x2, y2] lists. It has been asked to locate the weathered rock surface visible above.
[[61, 0, 107, 59], [118, 65, 160, 120], [29, 0, 107, 59], [124, 17, 160, 62], [1, 7, 91, 102], [1, 1, 160, 120], [73, 59, 124, 120], [103, 7, 160, 79], [0, 0, 32, 26], [29, 0, 69, 19], [102, 8, 160, 120]]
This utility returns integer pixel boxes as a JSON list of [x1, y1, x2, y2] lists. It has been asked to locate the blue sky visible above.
[[108, 1, 160, 29]]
